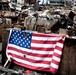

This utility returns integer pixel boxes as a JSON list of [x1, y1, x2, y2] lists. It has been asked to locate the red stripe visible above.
[[14, 61, 51, 72], [32, 40, 57, 44], [58, 39, 64, 44], [33, 33, 60, 37], [55, 46, 63, 51], [7, 46, 53, 58], [51, 59, 60, 65], [31, 47, 54, 51], [8, 53, 51, 64], [50, 66, 57, 73], [53, 53, 61, 58]]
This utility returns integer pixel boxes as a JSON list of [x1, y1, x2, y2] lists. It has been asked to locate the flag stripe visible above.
[[51, 59, 60, 65], [50, 63, 58, 69], [30, 47, 54, 51], [32, 33, 61, 37], [31, 43, 56, 48], [55, 46, 63, 51], [32, 36, 60, 41], [54, 49, 62, 55], [50, 67, 58, 73], [52, 56, 60, 62], [32, 40, 57, 44], [56, 42, 64, 48], [53, 53, 61, 58]]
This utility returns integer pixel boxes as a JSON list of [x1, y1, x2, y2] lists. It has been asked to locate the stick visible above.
[[4, 59, 9, 67]]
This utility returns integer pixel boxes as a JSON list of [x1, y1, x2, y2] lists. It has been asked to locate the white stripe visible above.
[[51, 63, 58, 69], [31, 43, 56, 48], [7, 50, 52, 61], [7, 50, 24, 56], [7, 44, 54, 54], [11, 56, 51, 68], [32, 36, 59, 41], [26, 55, 52, 61], [54, 49, 62, 55], [53, 56, 60, 62], [56, 42, 64, 48]]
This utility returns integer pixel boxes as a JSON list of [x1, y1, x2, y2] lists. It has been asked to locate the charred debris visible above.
[[0, 0, 76, 75]]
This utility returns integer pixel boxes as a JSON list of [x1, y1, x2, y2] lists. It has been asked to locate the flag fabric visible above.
[[6, 29, 65, 74]]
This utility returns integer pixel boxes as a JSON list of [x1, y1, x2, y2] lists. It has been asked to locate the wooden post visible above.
[[4, 59, 9, 67]]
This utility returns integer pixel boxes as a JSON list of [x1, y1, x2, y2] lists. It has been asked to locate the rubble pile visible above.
[[0, 0, 76, 75]]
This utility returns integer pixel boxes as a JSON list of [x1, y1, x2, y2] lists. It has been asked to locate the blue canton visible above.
[[9, 29, 32, 49]]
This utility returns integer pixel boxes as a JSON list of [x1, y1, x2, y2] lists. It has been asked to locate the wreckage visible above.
[[0, 0, 76, 75]]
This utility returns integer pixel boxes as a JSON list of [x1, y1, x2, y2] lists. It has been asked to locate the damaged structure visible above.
[[0, 0, 76, 75]]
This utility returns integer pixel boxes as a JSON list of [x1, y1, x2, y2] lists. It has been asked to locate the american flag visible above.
[[6, 29, 65, 73]]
